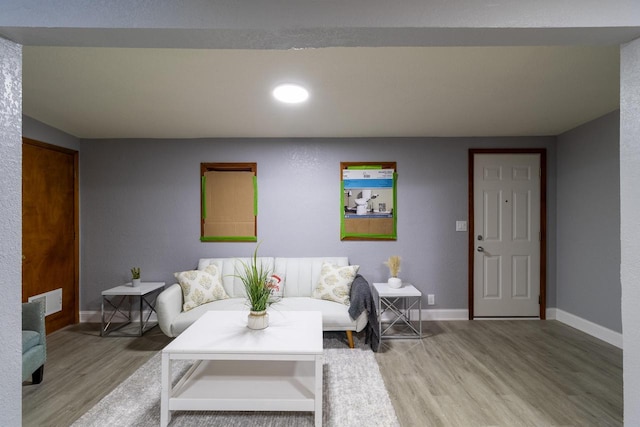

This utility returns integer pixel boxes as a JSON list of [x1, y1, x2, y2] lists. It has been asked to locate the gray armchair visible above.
[[22, 300, 46, 384]]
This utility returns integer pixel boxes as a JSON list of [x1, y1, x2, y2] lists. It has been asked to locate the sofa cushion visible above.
[[198, 257, 275, 298], [312, 262, 359, 305], [170, 297, 363, 336], [274, 257, 349, 297], [174, 265, 229, 312], [22, 330, 41, 354], [197, 257, 350, 298]]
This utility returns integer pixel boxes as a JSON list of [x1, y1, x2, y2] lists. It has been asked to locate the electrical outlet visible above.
[[428, 294, 435, 305]]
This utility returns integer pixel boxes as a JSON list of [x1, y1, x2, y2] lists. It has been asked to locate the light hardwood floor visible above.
[[22, 320, 622, 426], [22, 324, 172, 427], [375, 321, 623, 426]]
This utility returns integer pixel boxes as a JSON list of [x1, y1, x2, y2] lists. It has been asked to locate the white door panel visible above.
[[474, 154, 540, 317]]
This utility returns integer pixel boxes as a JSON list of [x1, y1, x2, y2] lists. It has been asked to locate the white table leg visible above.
[[419, 297, 422, 337], [139, 294, 144, 336], [161, 352, 171, 427], [100, 296, 105, 337], [377, 289, 382, 339], [315, 355, 323, 427]]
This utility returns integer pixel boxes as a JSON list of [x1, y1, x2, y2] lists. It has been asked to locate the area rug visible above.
[[72, 339, 399, 426]]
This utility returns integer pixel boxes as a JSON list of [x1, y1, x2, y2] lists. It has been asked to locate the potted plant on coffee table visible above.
[[236, 245, 274, 330]]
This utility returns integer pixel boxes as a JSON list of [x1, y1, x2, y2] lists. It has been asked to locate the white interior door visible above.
[[473, 153, 541, 317]]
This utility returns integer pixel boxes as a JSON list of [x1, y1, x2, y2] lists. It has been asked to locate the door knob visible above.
[[477, 246, 484, 252]]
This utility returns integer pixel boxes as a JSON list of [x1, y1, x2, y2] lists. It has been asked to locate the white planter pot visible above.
[[132, 278, 141, 287], [247, 310, 269, 330], [388, 277, 402, 288]]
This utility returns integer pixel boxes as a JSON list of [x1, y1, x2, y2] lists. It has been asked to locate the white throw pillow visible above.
[[174, 264, 229, 312], [312, 262, 359, 305]]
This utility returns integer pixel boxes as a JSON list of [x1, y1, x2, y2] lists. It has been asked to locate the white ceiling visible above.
[[22, 45, 620, 139]]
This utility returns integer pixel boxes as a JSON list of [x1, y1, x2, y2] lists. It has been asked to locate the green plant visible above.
[[235, 244, 273, 312], [131, 267, 141, 279]]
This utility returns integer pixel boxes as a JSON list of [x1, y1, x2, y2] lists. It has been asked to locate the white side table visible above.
[[372, 282, 422, 339], [101, 282, 165, 337]]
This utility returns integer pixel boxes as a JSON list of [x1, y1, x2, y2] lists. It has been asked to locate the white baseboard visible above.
[[81, 307, 621, 349], [86, 309, 469, 324], [553, 308, 622, 349], [420, 309, 469, 320], [379, 309, 469, 322], [80, 310, 101, 323], [414, 307, 622, 349]]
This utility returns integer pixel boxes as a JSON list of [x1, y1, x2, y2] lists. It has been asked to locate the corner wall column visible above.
[[0, 36, 23, 426], [621, 36, 640, 426]]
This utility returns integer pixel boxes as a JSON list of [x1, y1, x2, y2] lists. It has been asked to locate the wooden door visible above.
[[470, 151, 546, 318], [22, 138, 79, 334]]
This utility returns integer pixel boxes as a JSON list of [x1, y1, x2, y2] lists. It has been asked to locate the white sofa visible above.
[[156, 257, 368, 347]]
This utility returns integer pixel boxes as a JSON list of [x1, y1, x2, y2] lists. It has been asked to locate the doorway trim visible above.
[[468, 148, 547, 320], [23, 137, 80, 325]]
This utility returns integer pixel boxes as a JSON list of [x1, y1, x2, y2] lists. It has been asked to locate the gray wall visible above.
[[556, 111, 621, 332], [80, 136, 556, 312], [0, 37, 22, 426]]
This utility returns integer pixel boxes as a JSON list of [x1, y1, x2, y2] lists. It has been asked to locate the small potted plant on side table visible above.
[[131, 267, 141, 287]]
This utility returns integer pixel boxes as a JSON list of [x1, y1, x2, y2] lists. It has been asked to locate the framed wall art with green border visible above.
[[200, 162, 257, 242], [340, 161, 397, 241]]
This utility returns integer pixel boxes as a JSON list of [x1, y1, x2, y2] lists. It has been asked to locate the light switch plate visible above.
[[456, 220, 467, 232]]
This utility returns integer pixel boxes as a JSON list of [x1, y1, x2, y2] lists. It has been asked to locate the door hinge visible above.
[[538, 295, 541, 304]]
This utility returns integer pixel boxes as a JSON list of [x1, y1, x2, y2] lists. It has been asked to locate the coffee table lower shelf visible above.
[[162, 355, 322, 426], [170, 358, 317, 412]]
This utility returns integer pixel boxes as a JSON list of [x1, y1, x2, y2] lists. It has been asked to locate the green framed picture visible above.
[[201, 163, 258, 242], [340, 162, 397, 241]]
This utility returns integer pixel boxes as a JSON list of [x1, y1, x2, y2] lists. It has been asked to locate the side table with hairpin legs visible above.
[[372, 282, 423, 339], [101, 282, 165, 337]]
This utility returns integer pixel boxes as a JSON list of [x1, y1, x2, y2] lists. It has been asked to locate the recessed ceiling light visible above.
[[272, 84, 309, 104]]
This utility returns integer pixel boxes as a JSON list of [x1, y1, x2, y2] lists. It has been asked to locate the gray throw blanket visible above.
[[349, 274, 380, 352]]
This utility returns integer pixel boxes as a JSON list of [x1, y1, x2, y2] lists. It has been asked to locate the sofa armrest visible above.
[[22, 300, 46, 347], [156, 283, 184, 337]]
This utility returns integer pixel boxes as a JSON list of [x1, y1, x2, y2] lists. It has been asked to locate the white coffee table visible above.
[[160, 310, 323, 427]]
